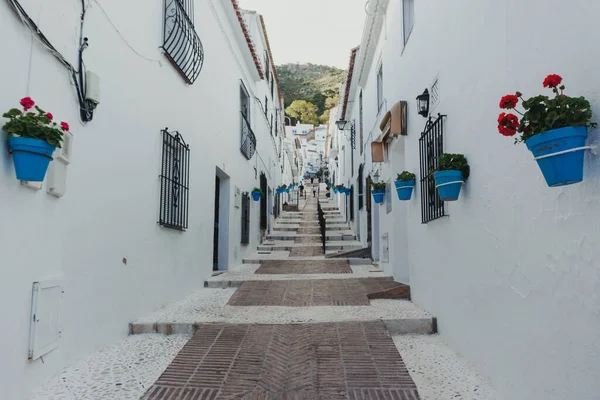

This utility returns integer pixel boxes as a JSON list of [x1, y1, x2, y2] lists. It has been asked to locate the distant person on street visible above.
[[310, 177, 314, 184], [299, 184, 304, 195], [313, 188, 316, 198]]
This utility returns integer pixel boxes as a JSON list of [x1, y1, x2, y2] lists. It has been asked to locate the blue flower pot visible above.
[[394, 179, 415, 200], [372, 188, 385, 204], [252, 191, 261, 201], [8, 137, 56, 182], [434, 170, 464, 201], [276, 188, 284, 195], [333, 188, 339, 194], [526, 126, 588, 187]]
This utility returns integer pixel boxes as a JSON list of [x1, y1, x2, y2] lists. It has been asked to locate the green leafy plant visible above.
[[436, 154, 470, 180], [370, 181, 387, 191], [498, 74, 596, 143], [2, 97, 68, 148], [396, 171, 416, 181], [252, 187, 263, 195], [279, 184, 287, 189]]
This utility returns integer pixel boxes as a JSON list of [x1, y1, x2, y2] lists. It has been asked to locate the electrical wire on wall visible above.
[[6, 0, 96, 123]]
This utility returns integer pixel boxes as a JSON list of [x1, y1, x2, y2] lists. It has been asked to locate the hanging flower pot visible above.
[[3, 97, 67, 182], [434, 154, 469, 201], [333, 187, 339, 194], [251, 188, 262, 201], [394, 171, 416, 201], [498, 74, 596, 187], [8, 137, 56, 181], [526, 126, 588, 186], [344, 188, 351, 195], [370, 181, 386, 204], [371, 188, 385, 204]]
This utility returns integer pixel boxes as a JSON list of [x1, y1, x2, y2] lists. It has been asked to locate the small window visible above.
[[270, 114, 274, 134], [376, 64, 384, 111], [241, 192, 250, 244], [159, 128, 190, 230], [403, 0, 415, 45], [240, 83, 256, 160], [271, 74, 275, 98], [265, 53, 270, 82], [359, 91, 364, 155]]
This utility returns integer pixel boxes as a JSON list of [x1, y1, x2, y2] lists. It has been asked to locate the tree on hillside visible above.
[[319, 109, 331, 125], [286, 100, 320, 125], [325, 95, 339, 110]]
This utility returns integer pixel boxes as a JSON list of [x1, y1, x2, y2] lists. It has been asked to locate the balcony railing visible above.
[[163, 0, 204, 84], [240, 112, 257, 160]]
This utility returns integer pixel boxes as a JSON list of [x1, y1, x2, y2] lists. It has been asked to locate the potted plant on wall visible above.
[[434, 154, 470, 201], [498, 74, 596, 186], [395, 171, 416, 200], [277, 184, 287, 194], [251, 187, 263, 201], [2, 97, 68, 181], [370, 181, 387, 204]]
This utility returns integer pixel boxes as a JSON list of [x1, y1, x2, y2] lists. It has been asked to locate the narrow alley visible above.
[[2, 0, 599, 399]]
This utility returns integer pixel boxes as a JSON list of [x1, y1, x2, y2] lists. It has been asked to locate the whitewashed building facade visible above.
[[0, 0, 292, 398], [335, 0, 600, 399]]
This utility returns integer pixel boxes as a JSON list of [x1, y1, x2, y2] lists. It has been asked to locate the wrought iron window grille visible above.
[[419, 114, 446, 223], [163, 0, 204, 84], [240, 112, 257, 160], [159, 128, 190, 230], [241, 192, 250, 245]]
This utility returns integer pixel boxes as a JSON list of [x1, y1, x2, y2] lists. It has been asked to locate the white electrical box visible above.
[[85, 71, 101, 105], [28, 280, 63, 361]]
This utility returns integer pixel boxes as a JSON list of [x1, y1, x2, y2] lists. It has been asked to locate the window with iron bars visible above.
[[159, 128, 190, 230], [419, 114, 446, 223], [163, 0, 204, 84], [241, 192, 250, 245]]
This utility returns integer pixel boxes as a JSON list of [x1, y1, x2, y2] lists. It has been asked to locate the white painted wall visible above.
[[342, 0, 600, 398], [0, 1, 285, 398]]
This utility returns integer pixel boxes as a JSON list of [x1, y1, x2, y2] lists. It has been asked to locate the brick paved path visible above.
[[142, 191, 421, 400], [228, 278, 400, 306], [255, 260, 351, 275], [143, 321, 419, 400]]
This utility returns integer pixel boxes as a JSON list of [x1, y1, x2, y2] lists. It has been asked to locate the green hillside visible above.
[[277, 63, 346, 117]]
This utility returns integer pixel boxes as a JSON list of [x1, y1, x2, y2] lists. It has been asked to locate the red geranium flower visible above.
[[45, 112, 53, 121], [543, 74, 562, 88], [60, 121, 70, 131], [499, 94, 519, 109], [20, 96, 35, 111], [497, 112, 519, 136]]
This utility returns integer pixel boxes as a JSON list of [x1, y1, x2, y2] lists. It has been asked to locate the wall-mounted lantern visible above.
[[416, 89, 430, 118], [336, 120, 351, 131]]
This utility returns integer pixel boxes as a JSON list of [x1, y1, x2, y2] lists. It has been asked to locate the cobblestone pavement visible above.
[[255, 259, 352, 274], [143, 321, 420, 400], [142, 191, 421, 400]]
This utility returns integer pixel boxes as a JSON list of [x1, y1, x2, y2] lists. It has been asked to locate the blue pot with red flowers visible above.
[[498, 74, 596, 187], [3, 97, 68, 182], [251, 188, 262, 201], [526, 127, 588, 186]]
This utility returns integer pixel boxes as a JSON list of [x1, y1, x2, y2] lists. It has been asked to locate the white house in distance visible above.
[[0, 0, 296, 398], [332, 1, 600, 399]]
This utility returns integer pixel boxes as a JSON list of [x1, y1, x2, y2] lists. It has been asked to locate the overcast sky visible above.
[[238, 0, 367, 69]]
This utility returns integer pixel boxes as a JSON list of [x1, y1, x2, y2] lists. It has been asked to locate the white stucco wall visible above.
[[341, 0, 600, 399], [0, 1, 284, 398]]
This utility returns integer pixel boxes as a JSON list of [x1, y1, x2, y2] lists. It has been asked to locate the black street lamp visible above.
[[416, 89, 430, 118], [336, 120, 351, 131]]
